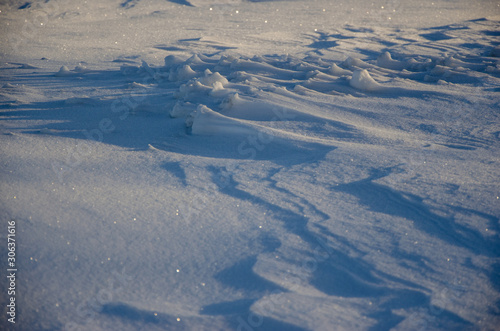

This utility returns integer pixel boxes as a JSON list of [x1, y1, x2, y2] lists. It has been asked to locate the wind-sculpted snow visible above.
[[1, 1, 500, 330]]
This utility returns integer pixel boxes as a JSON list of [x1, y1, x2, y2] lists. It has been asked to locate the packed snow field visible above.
[[1, 0, 500, 330]]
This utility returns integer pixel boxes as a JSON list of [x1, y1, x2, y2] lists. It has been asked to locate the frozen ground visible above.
[[1, 0, 500, 330]]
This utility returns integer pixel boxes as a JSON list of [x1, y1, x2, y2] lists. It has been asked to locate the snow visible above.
[[349, 69, 382, 91], [1, 0, 500, 330]]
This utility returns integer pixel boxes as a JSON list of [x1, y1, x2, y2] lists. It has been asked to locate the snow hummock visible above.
[[377, 51, 406, 70], [349, 69, 383, 91]]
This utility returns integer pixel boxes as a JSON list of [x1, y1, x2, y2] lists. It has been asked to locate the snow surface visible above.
[[1, 0, 500, 330]]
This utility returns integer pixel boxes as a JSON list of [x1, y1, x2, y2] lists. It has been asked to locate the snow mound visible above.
[[328, 63, 352, 76], [55, 65, 74, 77], [377, 51, 405, 70], [349, 69, 382, 91], [187, 104, 257, 135]]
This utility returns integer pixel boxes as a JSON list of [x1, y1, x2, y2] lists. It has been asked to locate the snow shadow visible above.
[[333, 167, 500, 257], [206, 163, 479, 329], [101, 302, 171, 324], [100, 301, 308, 330], [167, 0, 195, 7], [201, 299, 308, 331], [201, 299, 255, 316], [214, 255, 285, 293]]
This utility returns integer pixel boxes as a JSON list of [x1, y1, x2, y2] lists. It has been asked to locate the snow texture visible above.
[[0, 0, 499, 330]]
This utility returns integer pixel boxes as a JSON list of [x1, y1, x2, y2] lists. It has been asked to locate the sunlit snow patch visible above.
[[349, 69, 383, 91]]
